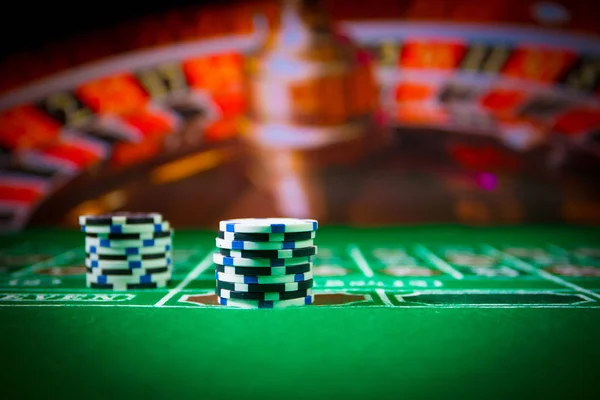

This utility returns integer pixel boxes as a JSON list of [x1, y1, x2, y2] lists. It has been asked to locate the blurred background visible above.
[[0, 0, 599, 231]]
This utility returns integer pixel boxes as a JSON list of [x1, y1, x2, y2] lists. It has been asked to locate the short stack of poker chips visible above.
[[214, 218, 318, 308], [79, 212, 173, 290]]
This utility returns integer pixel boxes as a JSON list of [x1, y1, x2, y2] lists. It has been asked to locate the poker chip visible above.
[[217, 295, 315, 309], [85, 236, 173, 248], [86, 271, 171, 284], [85, 266, 171, 276], [214, 263, 313, 276], [215, 237, 315, 250], [219, 218, 318, 233], [85, 244, 172, 255], [216, 270, 313, 284], [216, 278, 314, 292], [86, 272, 171, 291], [218, 246, 318, 259], [86, 230, 172, 240], [85, 257, 172, 269], [86, 252, 171, 261], [79, 212, 174, 291], [216, 288, 313, 301], [86, 275, 171, 288], [217, 230, 315, 242], [79, 212, 164, 226], [81, 221, 171, 234], [88, 281, 170, 291], [213, 253, 313, 267]]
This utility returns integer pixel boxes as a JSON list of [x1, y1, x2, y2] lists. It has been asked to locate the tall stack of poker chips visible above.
[[214, 218, 318, 308], [80, 213, 173, 290]]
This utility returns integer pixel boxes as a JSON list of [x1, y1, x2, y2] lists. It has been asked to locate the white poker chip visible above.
[[215, 237, 315, 250], [219, 218, 318, 233], [81, 222, 170, 234]]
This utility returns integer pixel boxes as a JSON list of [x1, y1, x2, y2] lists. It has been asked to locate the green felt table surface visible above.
[[1, 225, 599, 399]]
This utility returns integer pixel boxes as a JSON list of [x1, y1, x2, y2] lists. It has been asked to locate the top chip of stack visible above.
[[214, 218, 318, 308], [79, 213, 164, 226], [219, 218, 318, 233], [80, 212, 169, 234], [79, 212, 173, 291]]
